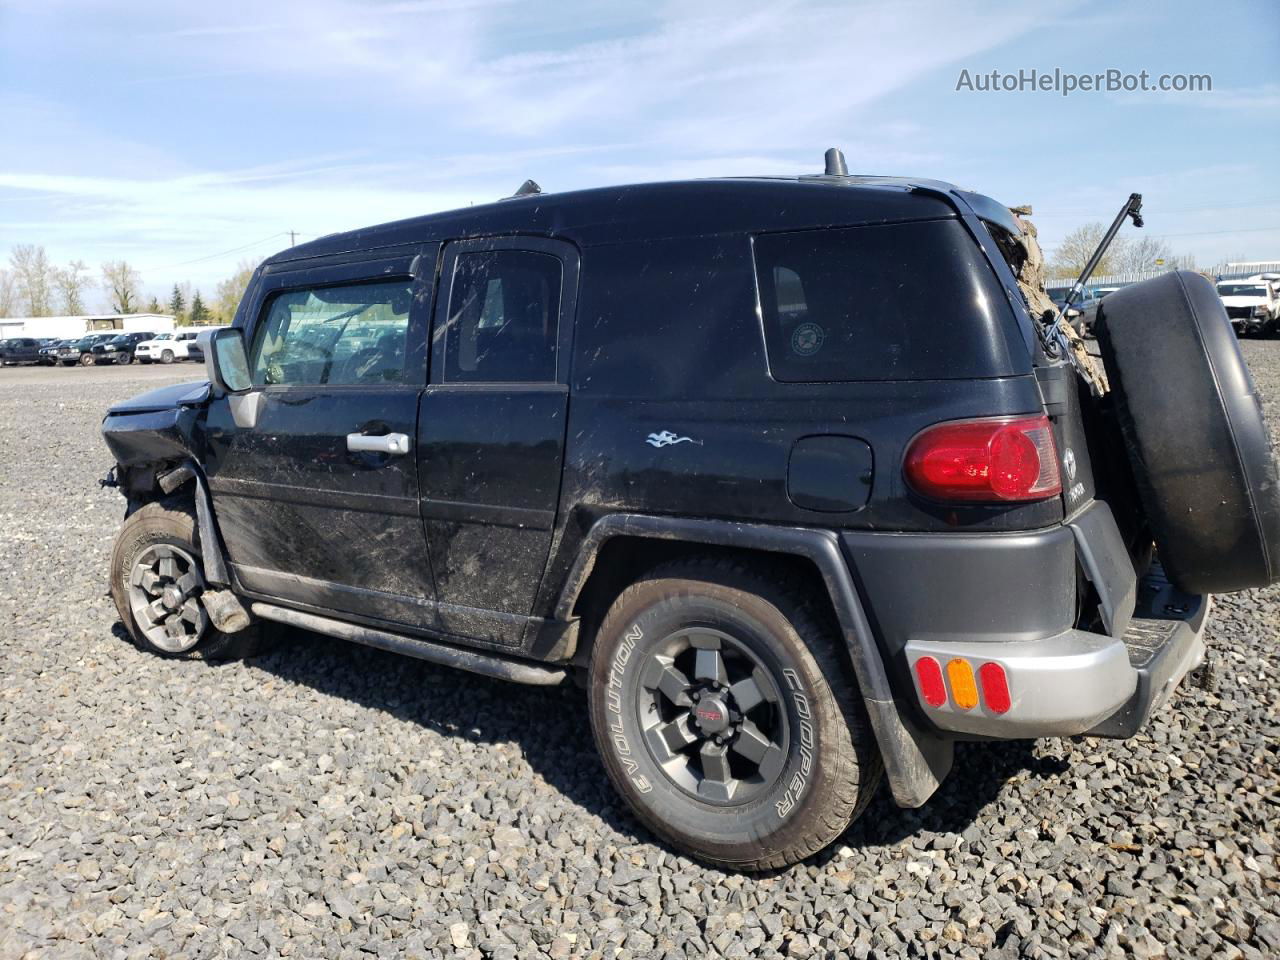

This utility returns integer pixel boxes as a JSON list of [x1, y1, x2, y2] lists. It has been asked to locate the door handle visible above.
[[347, 432, 411, 455]]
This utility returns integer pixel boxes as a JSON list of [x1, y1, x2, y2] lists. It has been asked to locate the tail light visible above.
[[904, 414, 1061, 502], [912, 656, 1013, 714], [978, 662, 1011, 714]]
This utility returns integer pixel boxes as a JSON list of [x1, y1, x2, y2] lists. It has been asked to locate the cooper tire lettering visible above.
[[775, 667, 816, 820]]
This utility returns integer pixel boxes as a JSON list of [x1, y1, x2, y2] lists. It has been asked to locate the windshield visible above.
[[153, 333, 172, 340], [1218, 284, 1267, 297]]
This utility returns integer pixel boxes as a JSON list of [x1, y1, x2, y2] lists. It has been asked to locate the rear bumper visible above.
[[902, 563, 1207, 739]]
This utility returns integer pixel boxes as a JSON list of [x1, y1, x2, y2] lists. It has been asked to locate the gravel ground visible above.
[[1, 353, 1278, 960]]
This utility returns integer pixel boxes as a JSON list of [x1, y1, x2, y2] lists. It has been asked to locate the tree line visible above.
[[1047, 224, 1192, 279], [0, 244, 258, 326]]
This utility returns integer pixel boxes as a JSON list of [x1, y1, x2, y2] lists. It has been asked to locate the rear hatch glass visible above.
[[752, 219, 1024, 382]]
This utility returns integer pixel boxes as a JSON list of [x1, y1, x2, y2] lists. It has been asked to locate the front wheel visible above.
[[109, 500, 267, 660], [79, 353, 95, 366], [160, 349, 174, 364], [116, 352, 132, 365], [587, 559, 882, 871]]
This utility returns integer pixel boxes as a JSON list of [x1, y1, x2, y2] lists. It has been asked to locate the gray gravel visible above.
[[1, 354, 1278, 960]]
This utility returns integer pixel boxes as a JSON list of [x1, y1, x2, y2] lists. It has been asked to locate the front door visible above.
[[204, 247, 438, 626], [418, 236, 578, 646]]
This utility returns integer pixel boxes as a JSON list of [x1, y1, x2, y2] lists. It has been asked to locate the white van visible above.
[[135, 328, 216, 364]]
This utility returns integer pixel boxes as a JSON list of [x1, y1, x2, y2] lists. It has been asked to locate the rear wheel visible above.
[[110, 500, 266, 660], [587, 558, 881, 870]]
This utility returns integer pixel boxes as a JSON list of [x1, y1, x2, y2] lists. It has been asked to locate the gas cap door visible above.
[[787, 435, 874, 513]]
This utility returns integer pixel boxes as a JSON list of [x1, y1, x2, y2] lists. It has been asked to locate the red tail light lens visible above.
[[914, 656, 947, 707], [978, 662, 1011, 714], [904, 415, 1061, 502]]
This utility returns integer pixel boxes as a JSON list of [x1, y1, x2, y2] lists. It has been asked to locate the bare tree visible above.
[[214, 259, 260, 324], [55, 259, 92, 315], [9, 244, 55, 316], [0, 269, 16, 317], [101, 260, 142, 314], [1110, 235, 1175, 275], [1047, 223, 1119, 279]]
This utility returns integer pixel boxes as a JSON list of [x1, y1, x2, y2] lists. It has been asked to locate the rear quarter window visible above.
[[753, 219, 1024, 382]]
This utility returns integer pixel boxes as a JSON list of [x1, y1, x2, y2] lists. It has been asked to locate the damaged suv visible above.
[[101, 155, 1280, 870]]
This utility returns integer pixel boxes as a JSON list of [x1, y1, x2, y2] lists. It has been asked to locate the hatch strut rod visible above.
[[1059, 192, 1143, 316]]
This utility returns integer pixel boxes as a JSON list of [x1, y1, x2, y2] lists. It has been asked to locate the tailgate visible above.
[[1035, 362, 1096, 518]]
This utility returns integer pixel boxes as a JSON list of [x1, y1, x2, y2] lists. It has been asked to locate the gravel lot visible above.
[[1, 352, 1277, 960]]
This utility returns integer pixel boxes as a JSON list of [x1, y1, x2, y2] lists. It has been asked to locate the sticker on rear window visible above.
[[790, 322, 825, 357]]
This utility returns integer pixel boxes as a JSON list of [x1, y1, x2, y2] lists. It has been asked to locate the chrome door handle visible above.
[[346, 432, 411, 455]]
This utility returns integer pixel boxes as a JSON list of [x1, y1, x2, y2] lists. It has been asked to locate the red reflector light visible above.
[[914, 656, 947, 707], [978, 662, 1011, 714], [904, 415, 1062, 502]]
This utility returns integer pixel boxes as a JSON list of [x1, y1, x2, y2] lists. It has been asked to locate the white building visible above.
[[0, 313, 176, 340]]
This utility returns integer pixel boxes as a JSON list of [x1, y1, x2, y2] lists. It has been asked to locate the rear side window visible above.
[[753, 220, 1020, 382], [250, 280, 413, 386], [443, 250, 562, 383]]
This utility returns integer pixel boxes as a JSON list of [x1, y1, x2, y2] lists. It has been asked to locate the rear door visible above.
[[418, 236, 578, 646], [204, 247, 439, 626]]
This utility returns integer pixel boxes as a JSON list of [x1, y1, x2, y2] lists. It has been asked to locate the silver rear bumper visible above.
[[904, 565, 1208, 739]]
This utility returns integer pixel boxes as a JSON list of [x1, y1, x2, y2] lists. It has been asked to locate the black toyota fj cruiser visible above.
[[100, 155, 1280, 869]]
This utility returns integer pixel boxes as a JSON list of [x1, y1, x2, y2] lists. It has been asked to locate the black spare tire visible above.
[[1095, 270, 1280, 594]]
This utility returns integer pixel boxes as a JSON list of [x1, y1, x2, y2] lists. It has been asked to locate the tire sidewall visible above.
[[109, 503, 262, 660], [589, 578, 851, 865], [110, 509, 198, 650]]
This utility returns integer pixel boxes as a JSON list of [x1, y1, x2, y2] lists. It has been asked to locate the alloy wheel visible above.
[[126, 543, 209, 653], [637, 627, 788, 804]]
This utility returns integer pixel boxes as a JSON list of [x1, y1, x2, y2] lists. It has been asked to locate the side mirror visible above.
[[1065, 307, 1082, 318], [202, 328, 251, 395]]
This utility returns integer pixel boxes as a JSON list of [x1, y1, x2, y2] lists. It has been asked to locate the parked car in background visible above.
[[39, 339, 72, 365], [136, 329, 212, 364], [90, 331, 156, 365], [1049, 286, 1103, 334], [0, 337, 44, 366], [1092, 284, 1127, 300], [59, 332, 119, 366], [1217, 275, 1280, 336]]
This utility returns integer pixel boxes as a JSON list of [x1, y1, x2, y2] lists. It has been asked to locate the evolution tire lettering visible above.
[[606, 624, 652, 794], [775, 667, 814, 819]]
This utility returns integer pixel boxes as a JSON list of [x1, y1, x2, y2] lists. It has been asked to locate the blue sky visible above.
[[1, 0, 1277, 303]]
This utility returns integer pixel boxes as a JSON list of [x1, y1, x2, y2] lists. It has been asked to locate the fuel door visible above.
[[787, 435, 874, 513]]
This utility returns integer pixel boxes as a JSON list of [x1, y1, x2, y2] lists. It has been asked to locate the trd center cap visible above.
[[693, 696, 731, 735]]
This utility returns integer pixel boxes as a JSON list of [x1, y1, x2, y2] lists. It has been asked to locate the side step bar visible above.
[[250, 603, 570, 687]]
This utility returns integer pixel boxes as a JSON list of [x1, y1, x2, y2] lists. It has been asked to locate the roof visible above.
[[265, 175, 968, 266]]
